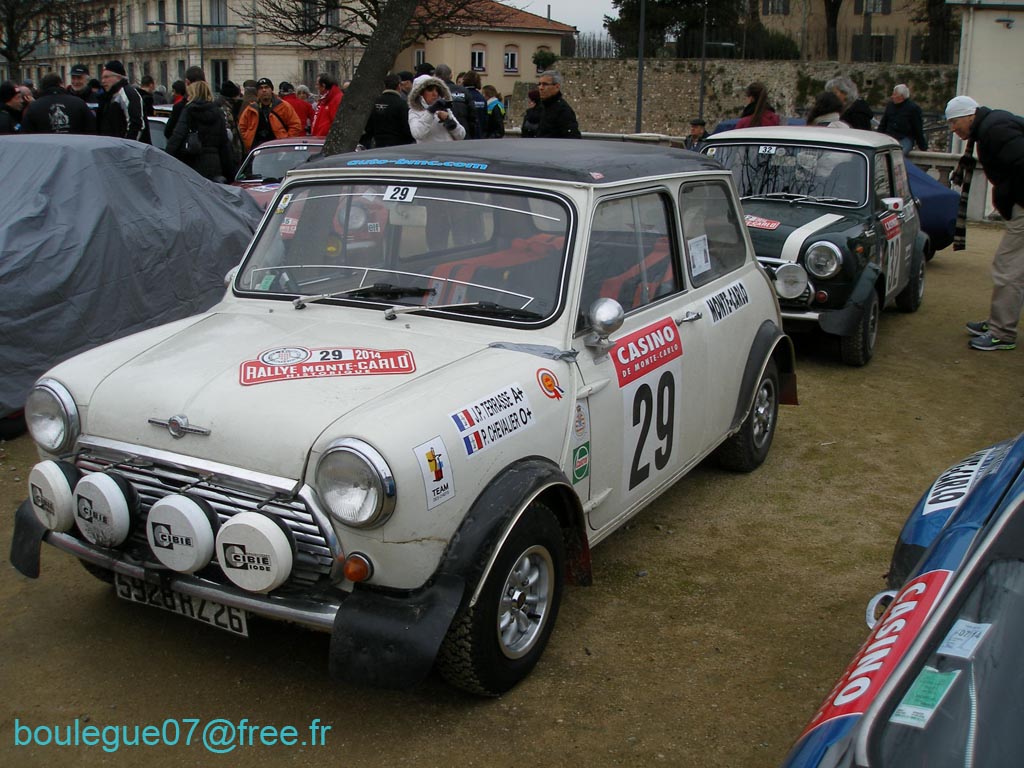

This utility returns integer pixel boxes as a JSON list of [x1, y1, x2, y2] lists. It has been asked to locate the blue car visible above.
[[782, 433, 1024, 766]]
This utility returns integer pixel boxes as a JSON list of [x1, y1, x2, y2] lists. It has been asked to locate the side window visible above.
[[892, 153, 912, 202], [579, 192, 679, 323], [679, 180, 747, 287], [874, 152, 894, 207]]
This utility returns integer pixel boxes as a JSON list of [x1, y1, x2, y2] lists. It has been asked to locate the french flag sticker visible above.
[[451, 410, 475, 430], [463, 432, 485, 454]]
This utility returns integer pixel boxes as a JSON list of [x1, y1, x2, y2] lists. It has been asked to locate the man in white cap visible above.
[[946, 95, 1024, 351]]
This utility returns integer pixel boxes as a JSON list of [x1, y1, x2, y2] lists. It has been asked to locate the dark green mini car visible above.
[[703, 127, 926, 366]]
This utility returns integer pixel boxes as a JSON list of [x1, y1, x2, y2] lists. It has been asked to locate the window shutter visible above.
[[762, 0, 769, 14], [783, 0, 790, 14], [882, 0, 892, 14], [852, 34, 864, 61], [854, 0, 863, 15], [882, 35, 895, 62]]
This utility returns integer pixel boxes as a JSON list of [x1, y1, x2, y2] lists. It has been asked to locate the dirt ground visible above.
[[1, 223, 1022, 767]]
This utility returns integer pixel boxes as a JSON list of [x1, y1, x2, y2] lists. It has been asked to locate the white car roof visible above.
[[707, 126, 901, 150]]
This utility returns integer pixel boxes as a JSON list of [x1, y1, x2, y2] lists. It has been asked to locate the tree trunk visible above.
[[322, 0, 420, 156]]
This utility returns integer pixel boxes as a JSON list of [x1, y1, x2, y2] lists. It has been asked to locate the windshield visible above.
[[236, 181, 572, 322], [237, 145, 322, 182], [707, 143, 868, 206]]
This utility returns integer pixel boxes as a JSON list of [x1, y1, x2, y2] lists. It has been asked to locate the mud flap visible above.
[[10, 500, 46, 578], [818, 263, 881, 337], [328, 571, 464, 689]]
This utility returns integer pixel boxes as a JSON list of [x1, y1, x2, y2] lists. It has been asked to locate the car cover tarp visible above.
[[0, 135, 264, 417]]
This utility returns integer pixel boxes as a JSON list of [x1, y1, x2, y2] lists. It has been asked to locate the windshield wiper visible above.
[[293, 283, 435, 309], [741, 192, 804, 201], [797, 195, 860, 206], [384, 301, 544, 321]]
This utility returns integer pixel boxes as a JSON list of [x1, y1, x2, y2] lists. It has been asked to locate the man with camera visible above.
[[407, 75, 466, 143]]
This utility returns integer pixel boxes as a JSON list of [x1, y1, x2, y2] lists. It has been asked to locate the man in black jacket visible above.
[[0, 81, 24, 133], [434, 64, 477, 140], [879, 84, 927, 153], [97, 61, 149, 142], [23, 73, 96, 134], [358, 73, 414, 149], [947, 96, 1024, 351], [536, 71, 581, 139]]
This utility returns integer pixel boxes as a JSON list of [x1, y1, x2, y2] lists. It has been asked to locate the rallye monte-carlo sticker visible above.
[[611, 317, 684, 492], [414, 436, 455, 510], [744, 214, 782, 231], [239, 346, 416, 385], [705, 280, 750, 324], [450, 384, 534, 457]]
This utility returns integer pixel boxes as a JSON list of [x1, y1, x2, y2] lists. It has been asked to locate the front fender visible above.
[[818, 263, 881, 337], [730, 321, 798, 432]]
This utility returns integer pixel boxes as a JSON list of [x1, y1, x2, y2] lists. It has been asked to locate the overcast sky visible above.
[[521, 0, 616, 36]]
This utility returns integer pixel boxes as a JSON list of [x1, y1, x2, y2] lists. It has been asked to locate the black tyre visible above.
[[437, 502, 565, 696], [840, 289, 880, 367], [0, 412, 27, 440], [895, 248, 925, 313], [715, 359, 779, 472]]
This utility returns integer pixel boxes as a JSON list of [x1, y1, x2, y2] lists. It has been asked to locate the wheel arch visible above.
[[730, 320, 798, 433]]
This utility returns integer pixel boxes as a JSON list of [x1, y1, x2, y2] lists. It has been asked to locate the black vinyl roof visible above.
[[303, 138, 724, 184]]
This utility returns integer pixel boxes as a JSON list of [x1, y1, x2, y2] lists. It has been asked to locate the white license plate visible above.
[[114, 574, 249, 637]]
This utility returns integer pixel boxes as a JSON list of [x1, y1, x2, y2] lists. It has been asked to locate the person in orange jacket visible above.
[[310, 73, 343, 137], [237, 77, 303, 152]]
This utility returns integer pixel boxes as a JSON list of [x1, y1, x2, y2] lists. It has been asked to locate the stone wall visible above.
[[509, 59, 959, 143]]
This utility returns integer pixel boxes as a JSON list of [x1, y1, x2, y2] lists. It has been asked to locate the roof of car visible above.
[[301, 139, 723, 184], [706, 126, 901, 150], [251, 136, 326, 150]]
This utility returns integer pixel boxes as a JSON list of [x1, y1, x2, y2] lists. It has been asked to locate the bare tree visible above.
[[1, 0, 112, 81], [238, 0, 515, 50], [574, 31, 619, 58]]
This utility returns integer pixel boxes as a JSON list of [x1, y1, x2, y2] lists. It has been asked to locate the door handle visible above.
[[675, 311, 702, 325]]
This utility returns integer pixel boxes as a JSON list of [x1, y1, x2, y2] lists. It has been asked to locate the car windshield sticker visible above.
[[889, 667, 961, 729], [758, 145, 778, 155], [239, 346, 416, 385], [704, 146, 717, 156], [937, 619, 991, 659], [450, 384, 534, 457], [611, 317, 683, 388], [744, 214, 781, 231], [881, 213, 901, 240], [414, 437, 455, 510], [384, 185, 418, 203], [345, 157, 489, 171], [780, 213, 844, 261], [536, 368, 564, 400], [572, 442, 591, 483], [705, 280, 750, 324], [688, 234, 711, 276], [274, 193, 293, 215], [799, 569, 953, 738]]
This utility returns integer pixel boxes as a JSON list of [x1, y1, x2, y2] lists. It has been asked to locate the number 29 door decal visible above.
[[611, 317, 683, 491]]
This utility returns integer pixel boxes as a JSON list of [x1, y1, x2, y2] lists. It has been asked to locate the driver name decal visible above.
[[611, 317, 683, 388], [240, 346, 416, 385], [450, 384, 534, 457]]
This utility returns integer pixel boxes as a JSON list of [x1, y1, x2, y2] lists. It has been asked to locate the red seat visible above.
[[596, 237, 674, 311]]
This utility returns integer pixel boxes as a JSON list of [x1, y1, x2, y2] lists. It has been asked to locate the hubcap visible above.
[[751, 376, 777, 449], [866, 297, 880, 350], [496, 544, 554, 659]]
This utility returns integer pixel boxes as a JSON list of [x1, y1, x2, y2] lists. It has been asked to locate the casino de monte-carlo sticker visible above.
[[450, 384, 534, 457], [611, 318, 684, 492], [239, 346, 416, 386], [414, 436, 455, 510]]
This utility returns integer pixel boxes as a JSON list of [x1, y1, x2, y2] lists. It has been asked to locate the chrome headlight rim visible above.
[[26, 378, 79, 455], [803, 241, 844, 279], [773, 262, 809, 300], [315, 438, 396, 529]]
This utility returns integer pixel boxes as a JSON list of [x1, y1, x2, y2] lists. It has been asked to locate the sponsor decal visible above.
[[450, 384, 534, 457], [222, 543, 272, 572], [150, 522, 194, 550], [76, 496, 107, 525], [574, 402, 589, 441], [922, 451, 987, 515], [274, 193, 293, 215], [572, 442, 591, 483], [344, 157, 489, 171], [881, 214, 901, 241], [801, 569, 952, 738], [744, 214, 781, 231], [251, 184, 280, 193], [414, 437, 455, 510], [611, 317, 683, 388], [537, 368, 565, 400], [705, 280, 750, 324], [240, 346, 415, 385], [30, 484, 54, 517]]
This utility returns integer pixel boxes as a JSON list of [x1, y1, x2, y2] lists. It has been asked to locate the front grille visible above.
[[75, 452, 334, 594]]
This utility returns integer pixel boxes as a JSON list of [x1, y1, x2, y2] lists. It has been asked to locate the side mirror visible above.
[[881, 196, 904, 213], [584, 298, 624, 352], [224, 266, 238, 287]]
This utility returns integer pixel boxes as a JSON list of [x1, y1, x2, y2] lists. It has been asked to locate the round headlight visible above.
[[804, 242, 843, 279], [774, 263, 809, 300], [315, 439, 395, 528], [25, 379, 79, 454]]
